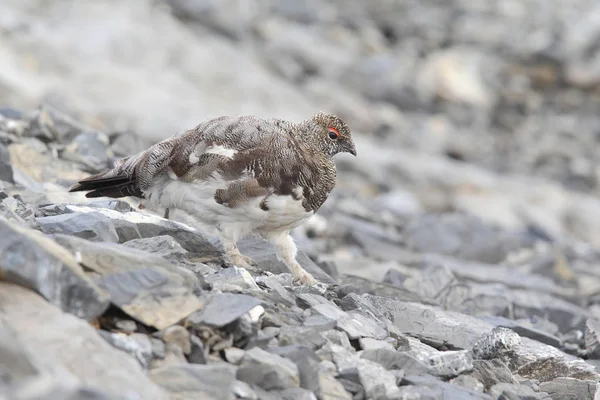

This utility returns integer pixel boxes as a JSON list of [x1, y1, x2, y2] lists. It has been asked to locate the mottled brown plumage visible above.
[[69, 112, 356, 285]]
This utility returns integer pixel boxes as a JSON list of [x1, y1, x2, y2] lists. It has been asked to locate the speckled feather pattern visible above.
[[69, 112, 356, 285]]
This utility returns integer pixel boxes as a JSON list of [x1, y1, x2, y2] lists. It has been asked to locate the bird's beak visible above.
[[347, 141, 357, 156]]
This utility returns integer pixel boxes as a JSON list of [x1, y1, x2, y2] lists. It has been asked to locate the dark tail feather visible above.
[[69, 173, 143, 199]]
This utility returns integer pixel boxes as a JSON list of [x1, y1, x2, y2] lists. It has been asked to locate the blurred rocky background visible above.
[[3, 0, 600, 399]]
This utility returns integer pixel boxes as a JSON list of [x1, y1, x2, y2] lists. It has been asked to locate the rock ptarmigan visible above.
[[69, 112, 356, 285]]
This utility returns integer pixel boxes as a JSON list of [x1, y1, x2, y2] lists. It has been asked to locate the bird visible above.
[[68, 112, 356, 285]]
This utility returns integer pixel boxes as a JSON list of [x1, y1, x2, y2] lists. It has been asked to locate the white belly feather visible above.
[[144, 174, 314, 240]]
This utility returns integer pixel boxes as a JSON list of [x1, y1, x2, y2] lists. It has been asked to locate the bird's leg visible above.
[[220, 235, 259, 271], [269, 232, 317, 286], [163, 208, 170, 219]]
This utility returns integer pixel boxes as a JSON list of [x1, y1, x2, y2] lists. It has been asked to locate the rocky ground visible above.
[[3, 1, 600, 400]]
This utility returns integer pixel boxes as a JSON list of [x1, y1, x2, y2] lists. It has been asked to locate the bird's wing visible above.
[[68, 115, 295, 200]]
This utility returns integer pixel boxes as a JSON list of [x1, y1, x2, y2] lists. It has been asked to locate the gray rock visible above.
[[231, 379, 258, 400], [470, 359, 517, 391], [3, 378, 125, 400], [279, 388, 317, 400], [358, 337, 396, 351], [361, 348, 429, 374], [331, 344, 402, 398], [401, 375, 493, 400], [61, 130, 112, 172], [270, 345, 320, 392], [539, 377, 599, 400], [0, 218, 109, 320], [54, 235, 203, 330], [187, 293, 261, 328], [122, 235, 189, 260], [36, 205, 222, 259], [310, 302, 387, 340], [98, 331, 153, 369], [296, 293, 331, 309], [204, 266, 260, 291], [390, 263, 457, 302], [0, 143, 14, 183], [321, 330, 353, 351], [0, 282, 168, 399], [480, 316, 562, 349], [488, 383, 544, 400], [149, 363, 237, 400], [585, 318, 600, 359], [160, 325, 192, 355], [427, 350, 474, 378], [472, 328, 599, 383], [449, 375, 485, 393], [278, 323, 335, 350], [362, 294, 494, 349], [187, 335, 207, 364], [404, 213, 530, 263], [237, 347, 300, 390]]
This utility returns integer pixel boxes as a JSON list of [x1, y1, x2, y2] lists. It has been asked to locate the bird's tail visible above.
[[68, 154, 144, 199]]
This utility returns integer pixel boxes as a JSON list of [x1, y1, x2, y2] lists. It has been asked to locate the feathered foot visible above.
[[268, 232, 318, 286]]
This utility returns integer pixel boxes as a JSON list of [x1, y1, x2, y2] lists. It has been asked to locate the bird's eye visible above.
[[328, 127, 340, 140]]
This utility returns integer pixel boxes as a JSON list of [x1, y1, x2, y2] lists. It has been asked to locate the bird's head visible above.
[[307, 112, 356, 158]]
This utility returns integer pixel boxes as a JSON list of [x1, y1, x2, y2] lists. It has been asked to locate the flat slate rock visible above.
[[0, 218, 109, 320], [187, 293, 262, 328], [0, 282, 168, 399], [362, 294, 494, 349], [53, 235, 203, 330], [149, 363, 238, 400]]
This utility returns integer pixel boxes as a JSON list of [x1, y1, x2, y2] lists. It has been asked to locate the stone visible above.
[[270, 345, 320, 392], [295, 293, 331, 309], [54, 235, 203, 330], [98, 331, 153, 369], [187, 293, 261, 328], [310, 303, 387, 340], [122, 235, 189, 260], [472, 328, 599, 382], [401, 375, 492, 400], [231, 379, 258, 400], [278, 324, 334, 350], [204, 267, 260, 291], [61, 130, 112, 172], [404, 213, 530, 264], [450, 375, 485, 393], [314, 362, 353, 400], [331, 344, 402, 399], [488, 383, 544, 400], [0, 143, 14, 183], [480, 315, 562, 349], [470, 359, 517, 391], [361, 348, 429, 374], [224, 347, 246, 365], [149, 363, 237, 400], [389, 262, 457, 302], [0, 218, 109, 320], [279, 388, 318, 400], [160, 325, 192, 355], [237, 347, 300, 390], [187, 335, 207, 364], [0, 282, 168, 399], [584, 318, 600, 359], [149, 343, 188, 369], [427, 350, 474, 378], [363, 294, 494, 349], [358, 337, 396, 351], [539, 377, 599, 400]]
